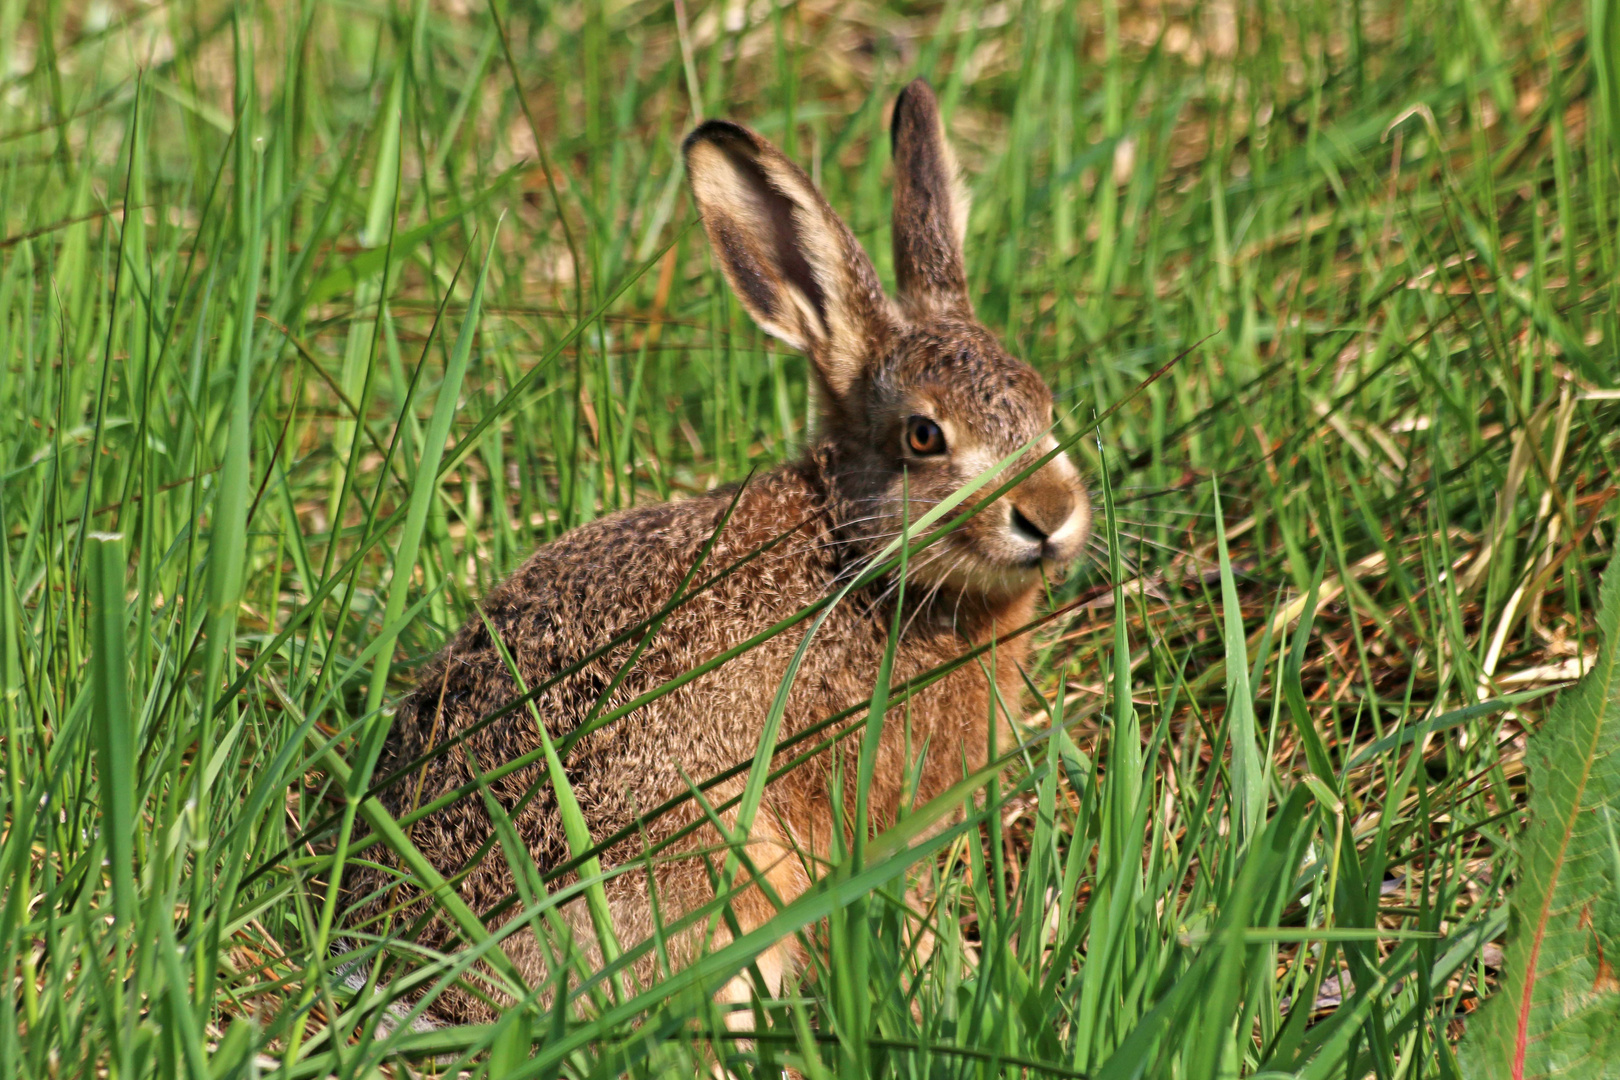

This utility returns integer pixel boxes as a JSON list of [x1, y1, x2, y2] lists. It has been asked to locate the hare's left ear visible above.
[[890, 78, 972, 318], [683, 120, 895, 404]]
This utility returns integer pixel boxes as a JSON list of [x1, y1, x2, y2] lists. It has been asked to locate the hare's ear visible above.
[[684, 121, 893, 400], [890, 78, 972, 317]]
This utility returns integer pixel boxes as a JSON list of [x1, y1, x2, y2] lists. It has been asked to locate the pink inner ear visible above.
[[697, 129, 829, 334], [748, 173, 828, 330]]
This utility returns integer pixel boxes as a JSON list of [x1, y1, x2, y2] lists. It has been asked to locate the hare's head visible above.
[[684, 79, 1089, 601]]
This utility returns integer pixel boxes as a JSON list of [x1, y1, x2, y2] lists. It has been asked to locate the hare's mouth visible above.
[[996, 539, 1047, 573], [909, 547, 1046, 598]]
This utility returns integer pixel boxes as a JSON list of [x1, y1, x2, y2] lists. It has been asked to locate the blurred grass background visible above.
[[2, 0, 1618, 1076]]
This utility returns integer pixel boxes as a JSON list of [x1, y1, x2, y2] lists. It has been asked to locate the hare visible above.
[[342, 78, 1089, 1026]]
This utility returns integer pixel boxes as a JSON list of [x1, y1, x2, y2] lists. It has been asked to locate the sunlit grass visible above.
[[2, 0, 1617, 1076]]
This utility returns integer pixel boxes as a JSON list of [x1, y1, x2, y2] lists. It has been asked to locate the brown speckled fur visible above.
[[342, 79, 1090, 1025]]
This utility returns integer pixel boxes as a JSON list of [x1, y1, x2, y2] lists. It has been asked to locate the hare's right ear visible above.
[[684, 121, 894, 401], [890, 78, 972, 318]]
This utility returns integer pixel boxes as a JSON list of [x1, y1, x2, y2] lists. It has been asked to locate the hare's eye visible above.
[[905, 416, 947, 456]]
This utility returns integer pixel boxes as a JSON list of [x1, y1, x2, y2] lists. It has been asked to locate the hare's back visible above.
[[480, 466, 836, 685], [371, 467, 837, 865]]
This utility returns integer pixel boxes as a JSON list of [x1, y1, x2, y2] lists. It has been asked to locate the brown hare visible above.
[[343, 78, 1089, 1026]]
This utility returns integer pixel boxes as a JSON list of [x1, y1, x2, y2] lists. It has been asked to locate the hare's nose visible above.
[[1010, 488, 1088, 561], [1010, 504, 1052, 543], [1010, 496, 1070, 544]]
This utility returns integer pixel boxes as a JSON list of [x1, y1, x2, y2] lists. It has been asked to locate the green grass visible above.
[[3, 0, 1618, 1076]]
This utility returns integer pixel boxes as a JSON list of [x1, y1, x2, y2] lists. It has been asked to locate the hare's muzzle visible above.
[[1006, 455, 1090, 567]]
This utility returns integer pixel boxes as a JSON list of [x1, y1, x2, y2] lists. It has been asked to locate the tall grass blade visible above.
[[86, 532, 134, 929]]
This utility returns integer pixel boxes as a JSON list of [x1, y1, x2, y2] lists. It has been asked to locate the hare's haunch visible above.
[[343, 79, 1090, 1024]]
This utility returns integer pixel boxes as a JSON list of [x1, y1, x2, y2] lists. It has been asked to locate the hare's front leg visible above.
[[704, 815, 813, 1032], [554, 813, 810, 1020], [672, 815, 809, 1080]]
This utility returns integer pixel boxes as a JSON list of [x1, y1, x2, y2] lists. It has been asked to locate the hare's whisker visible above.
[[1112, 530, 1194, 560]]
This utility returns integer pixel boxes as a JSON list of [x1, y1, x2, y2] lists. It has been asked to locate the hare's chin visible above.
[[916, 557, 1046, 599]]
